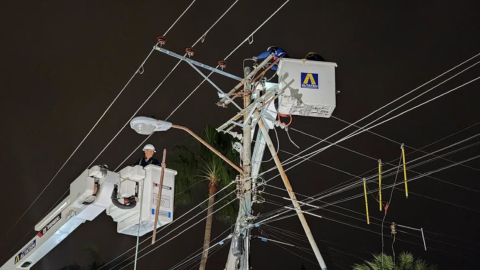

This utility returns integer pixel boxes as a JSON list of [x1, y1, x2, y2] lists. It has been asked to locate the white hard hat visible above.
[[143, 144, 156, 152]]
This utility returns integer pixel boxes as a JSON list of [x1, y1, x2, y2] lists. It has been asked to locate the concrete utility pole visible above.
[[225, 67, 253, 270], [257, 118, 328, 270], [241, 66, 253, 270]]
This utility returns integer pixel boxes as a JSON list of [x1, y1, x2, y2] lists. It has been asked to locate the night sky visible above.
[[1, 0, 480, 269]]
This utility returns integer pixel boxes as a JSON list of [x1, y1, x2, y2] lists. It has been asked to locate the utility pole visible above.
[[257, 118, 328, 269], [225, 67, 253, 270], [241, 66, 253, 270]]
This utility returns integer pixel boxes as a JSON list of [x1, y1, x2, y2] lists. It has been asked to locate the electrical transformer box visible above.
[[277, 58, 337, 118]]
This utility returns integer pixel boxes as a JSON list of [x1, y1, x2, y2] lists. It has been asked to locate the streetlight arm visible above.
[[171, 124, 243, 175]]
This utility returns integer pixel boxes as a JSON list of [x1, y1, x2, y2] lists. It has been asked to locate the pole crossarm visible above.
[[187, 62, 243, 111], [217, 77, 293, 132], [217, 54, 275, 106], [154, 46, 243, 81]]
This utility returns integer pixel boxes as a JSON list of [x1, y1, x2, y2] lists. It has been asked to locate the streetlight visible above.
[[130, 116, 243, 245], [130, 116, 243, 174]]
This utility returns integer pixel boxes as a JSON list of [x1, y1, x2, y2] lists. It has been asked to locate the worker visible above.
[[304, 52, 325, 61], [134, 144, 160, 167], [254, 46, 289, 70]]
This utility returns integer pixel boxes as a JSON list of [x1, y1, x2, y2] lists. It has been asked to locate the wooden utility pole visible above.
[[257, 118, 328, 270], [152, 149, 167, 244]]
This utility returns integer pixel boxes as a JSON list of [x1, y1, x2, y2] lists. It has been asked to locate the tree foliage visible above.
[[170, 125, 240, 224], [353, 252, 437, 270]]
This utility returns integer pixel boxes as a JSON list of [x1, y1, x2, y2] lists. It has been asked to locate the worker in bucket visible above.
[[254, 46, 289, 71], [134, 144, 160, 167]]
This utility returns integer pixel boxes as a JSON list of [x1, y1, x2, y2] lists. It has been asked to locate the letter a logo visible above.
[[301, 72, 319, 89]]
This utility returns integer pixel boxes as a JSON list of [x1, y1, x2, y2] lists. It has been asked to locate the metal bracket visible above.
[[154, 46, 242, 81], [187, 62, 243, 111]]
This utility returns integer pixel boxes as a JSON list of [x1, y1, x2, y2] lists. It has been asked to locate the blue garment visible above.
[[256, 46, 288, 71], [134, 157, 160, 167]]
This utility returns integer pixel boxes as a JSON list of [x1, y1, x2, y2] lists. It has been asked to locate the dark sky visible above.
[[1, 0, 480, 269]]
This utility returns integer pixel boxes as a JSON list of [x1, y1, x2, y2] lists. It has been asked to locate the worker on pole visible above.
[[134, 144, 160, 167], [254, 46, 288, 70]]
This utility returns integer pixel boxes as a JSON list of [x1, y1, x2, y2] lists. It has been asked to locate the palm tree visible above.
[[353, 252, 437, 270], [171, 125, 240, 270]]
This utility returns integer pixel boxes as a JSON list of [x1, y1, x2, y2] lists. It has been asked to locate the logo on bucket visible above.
[[301, 72, 318, 89]]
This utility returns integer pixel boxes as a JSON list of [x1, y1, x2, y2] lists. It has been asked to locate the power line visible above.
[[114, 0, 291, 172], [286, 128, 480, 194], [257, 200, 474, 260], [3, 0, 200, 239], [252, 62, 480, 197], [331, 116, 480, 173], [309, 153, 480, 213], [327, 120, 480, 194], [98, 184, 236, 270], [168, 225, 233, 270], [270, 52, 480, 173], [274, 75, 480, 188], [287, 132, 480, 204], [259, 157, 480, 251], [115, 198, 238, 270], [100, 2, 292, 268]]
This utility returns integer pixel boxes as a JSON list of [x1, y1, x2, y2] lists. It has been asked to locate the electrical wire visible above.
[[165, 0, 290, 122], [310, 153, 480, 213], [115, 198, 238, 270], [3, 0, 199, 239], [115, 0, 291, 172], [261, 183, 480, 252], [331, 116, 480, 173], [286, 133, 480, 205], [381, 155, 402, 270], [258, 205, 474, 260], [256, 53, 480, 178], [253, 59, 480, 188], [97, 182, 236, 270], [277, 74, 480, 186], [262, 125, 280, 163], [183, 239, 231, 270], [290, 119, 480, 195], [6, 0, 240, 260], [167, 225, 233, 270], [324, 119, 480, 196], [286, 127, 480, 196]]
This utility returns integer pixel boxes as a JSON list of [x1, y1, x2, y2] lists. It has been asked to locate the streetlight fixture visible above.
[[130, 116, 243, 174]]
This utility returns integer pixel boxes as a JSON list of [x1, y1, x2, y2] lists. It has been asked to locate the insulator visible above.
[[218, 60, 227, 69], [157, 36, 167, 46], [185, 47, 195, 57], [391, 223, 397, 235]]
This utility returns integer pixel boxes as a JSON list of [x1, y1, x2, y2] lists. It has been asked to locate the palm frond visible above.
[[352, 252, 436, 270], [170, 125, 241, 223]]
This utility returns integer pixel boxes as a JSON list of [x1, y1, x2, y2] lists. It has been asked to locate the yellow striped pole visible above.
[[378, 159, 382, 211], [363, 178, 370, 224], [401, 144, 409, 198]]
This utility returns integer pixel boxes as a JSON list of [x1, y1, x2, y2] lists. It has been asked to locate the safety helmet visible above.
[[143, 144, 156, 152], [305, 52, 325, 61], [267, 46, 288, 59]]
